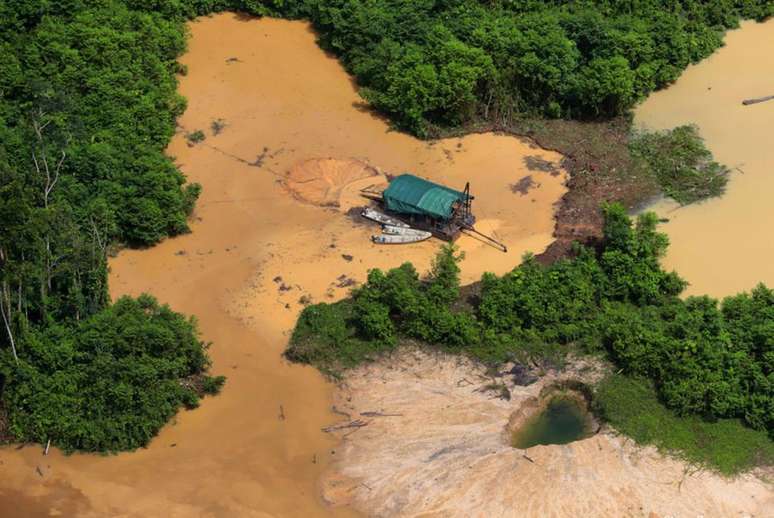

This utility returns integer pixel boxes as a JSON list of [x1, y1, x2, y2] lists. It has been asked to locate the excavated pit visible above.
[[509, 392, 595, 449]]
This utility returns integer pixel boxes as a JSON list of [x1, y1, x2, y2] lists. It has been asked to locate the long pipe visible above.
[[462, 226, 508, 253]]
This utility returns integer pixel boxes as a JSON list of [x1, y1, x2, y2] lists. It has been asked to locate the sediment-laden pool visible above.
[[511, 395, 594, 449]]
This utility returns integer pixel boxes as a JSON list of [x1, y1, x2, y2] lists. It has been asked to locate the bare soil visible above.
[[320, 350, 773, 518]]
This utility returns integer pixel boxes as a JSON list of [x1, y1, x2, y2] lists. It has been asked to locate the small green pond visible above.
[[512, 396, 593, 449]]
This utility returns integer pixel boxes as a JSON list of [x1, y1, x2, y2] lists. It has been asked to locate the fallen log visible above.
[[322, 419, 368, 433], [331, 405, 351, 419], [742, 95, 774, 106]]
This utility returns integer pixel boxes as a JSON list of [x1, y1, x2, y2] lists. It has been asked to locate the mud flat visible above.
[[0, 13, 566, 517], [320, 350, 772, 518], [634, 19, 774, 297]]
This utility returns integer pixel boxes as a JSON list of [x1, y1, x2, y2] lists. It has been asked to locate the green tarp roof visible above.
[[383, 174, 467, 220]]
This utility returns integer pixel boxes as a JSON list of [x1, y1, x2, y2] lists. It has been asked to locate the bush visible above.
[[186, 129, 206, 144], [296, 0, 765, 131], [202, 375, 226, 395]]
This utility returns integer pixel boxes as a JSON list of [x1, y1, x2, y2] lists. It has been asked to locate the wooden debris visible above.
[[322, 419, 368, 433], [742, 94, 774, 106], [331, 405, 351, 419], [360, 411, 403, 417]]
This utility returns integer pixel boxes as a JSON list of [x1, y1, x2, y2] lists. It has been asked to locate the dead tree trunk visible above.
[[0, 278, 19, 363], [31, 110, 67, 294], [742, 94, 774, 106]]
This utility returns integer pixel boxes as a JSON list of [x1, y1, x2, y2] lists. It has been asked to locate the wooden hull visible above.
[[371, 231, 431, 244], [381, 225, 432, 236], [361, 208, 410, 228]]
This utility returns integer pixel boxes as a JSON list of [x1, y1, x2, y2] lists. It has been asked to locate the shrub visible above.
[[186, 129, 206, 144]]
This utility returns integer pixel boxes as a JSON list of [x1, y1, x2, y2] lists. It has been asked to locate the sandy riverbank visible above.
[[0, 13, 565, 517]]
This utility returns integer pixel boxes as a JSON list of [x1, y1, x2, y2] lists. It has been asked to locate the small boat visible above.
[[372, 231, 432, 244], [361, 207, 409, 228], [381, 224, 430, 236]]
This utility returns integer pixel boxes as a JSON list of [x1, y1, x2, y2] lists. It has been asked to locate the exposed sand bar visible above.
[[634, 19, 774, 298], [0, 13, 565, 516]]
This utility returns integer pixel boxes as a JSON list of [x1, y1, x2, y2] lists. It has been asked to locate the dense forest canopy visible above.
[[0, 0, 770, 451], [0, 0, 214, 451]]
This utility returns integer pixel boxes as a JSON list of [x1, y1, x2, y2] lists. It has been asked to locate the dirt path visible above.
[[0, 14, 566, 517]]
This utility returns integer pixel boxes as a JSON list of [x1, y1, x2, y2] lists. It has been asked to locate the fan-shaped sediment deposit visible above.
[[284, 158, 385, 209]]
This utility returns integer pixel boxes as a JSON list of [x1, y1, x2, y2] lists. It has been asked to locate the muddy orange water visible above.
[[0, 13, 566, 517], [635, 19, 774, 298]]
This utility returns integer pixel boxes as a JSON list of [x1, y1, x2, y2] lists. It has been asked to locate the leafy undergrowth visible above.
[[595, 374, 774, 475]]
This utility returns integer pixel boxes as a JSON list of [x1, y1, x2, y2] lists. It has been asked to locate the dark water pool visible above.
[[512, 396, 592, 449]]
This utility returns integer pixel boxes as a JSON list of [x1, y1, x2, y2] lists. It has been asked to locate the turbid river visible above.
[[0, 13, 565, 517], [1, 12, 771, 518], [634, 19, 774, 298]]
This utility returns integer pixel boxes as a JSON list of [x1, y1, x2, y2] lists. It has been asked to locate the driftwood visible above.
[[360, 411, 403, 417], [322, 419, 369, 433], [742, 95, 774, 106], [331, 405, 351, 419], [44, 439, 51, 456], [522, 454, 535, 464], [278, 404, 285, 421]]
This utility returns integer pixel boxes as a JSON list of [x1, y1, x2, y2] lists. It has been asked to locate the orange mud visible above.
[[0, 13, 566, 517], [635, 19, 774, 297]]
